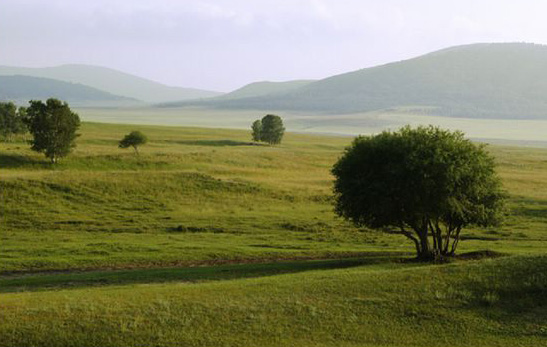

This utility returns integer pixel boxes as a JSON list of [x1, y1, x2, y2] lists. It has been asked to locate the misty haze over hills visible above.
[[0, 64, 222, 104], [210, 80, 316, 101], [2, 43, 547, 120], [167, 43, 547, 120], [0, 75, 139, 107]]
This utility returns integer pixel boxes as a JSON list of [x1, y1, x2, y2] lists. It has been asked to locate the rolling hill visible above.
[[157, 79, 315, 107], [0, 75, 139, 107], [171, 43, 547, 119], [208, 80, 315, 100], [0, 64, 223, 103]]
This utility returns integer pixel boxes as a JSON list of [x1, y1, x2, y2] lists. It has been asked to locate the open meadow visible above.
[[1, 122, 546, 346]]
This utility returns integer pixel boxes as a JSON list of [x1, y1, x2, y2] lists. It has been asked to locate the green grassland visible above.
[[1, 122, 546, 346], [1, 123, 400, 272], [1, 255, 546, 346]]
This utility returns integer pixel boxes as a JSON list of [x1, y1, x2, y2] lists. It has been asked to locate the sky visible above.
[[2, 0, 547, 92]]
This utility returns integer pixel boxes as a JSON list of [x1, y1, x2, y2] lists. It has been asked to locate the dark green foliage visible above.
[[0, 102, 26, 141], [24, 98, 80, 163], [119, 131, 148, 155], [332, 125, 506, 260], [253, 114, 285, 145], [251, 119, 262, 142]]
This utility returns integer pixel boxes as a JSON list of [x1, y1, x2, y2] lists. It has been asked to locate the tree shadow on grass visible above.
[[0, 253, 414, 292], [173, 140, 265, 147], [511, 197, 547, 220], [0, 153, 50, 169]]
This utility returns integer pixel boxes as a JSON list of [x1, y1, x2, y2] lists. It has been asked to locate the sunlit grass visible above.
[[1, 122, 546, 272]]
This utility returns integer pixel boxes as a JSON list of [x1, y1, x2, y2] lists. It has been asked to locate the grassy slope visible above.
[[0, 123, 385, 271], [1, 122, 546, 272], [1, 255, 545, 346]]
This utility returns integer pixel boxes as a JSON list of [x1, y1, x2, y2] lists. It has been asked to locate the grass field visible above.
[[1, 121, 546, 346]]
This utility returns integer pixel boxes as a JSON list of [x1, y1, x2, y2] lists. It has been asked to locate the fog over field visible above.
[[77, 107, 547, 146]]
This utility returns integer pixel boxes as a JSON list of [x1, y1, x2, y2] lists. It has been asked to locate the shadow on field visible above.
[[174, 139, 263, 147], [0, 153, 50, 169], [512, 200, 547, 220], [0, 255, 411, 293]]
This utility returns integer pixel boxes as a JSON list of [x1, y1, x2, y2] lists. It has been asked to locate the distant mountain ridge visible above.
[[0, 64, 223, 103], [169, 43, 547, 119], [0, 75, 139, 107], [209, 80, 315, 100], [158, 79, 315, 107]]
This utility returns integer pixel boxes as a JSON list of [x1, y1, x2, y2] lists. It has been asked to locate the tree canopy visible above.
[[250, 114, 285, 145], [251, 119, 262, 142], [0, 101, 27, 141], [332, 125, 506, 260], [24, 98, 80, 163], [119, 131, 148, 155]]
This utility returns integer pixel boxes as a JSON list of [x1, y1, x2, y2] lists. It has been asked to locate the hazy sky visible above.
[[2, 0, 547, 91]]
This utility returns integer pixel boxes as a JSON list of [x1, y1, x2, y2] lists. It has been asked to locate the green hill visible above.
[[0, 64, 223, 103], [195, 80, 314, 101], [0, 75, 139, 107], [181, 43, 547, 119]]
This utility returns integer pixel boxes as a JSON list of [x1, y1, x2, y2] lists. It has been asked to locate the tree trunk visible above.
[[397, 226, 421, 257], [449, 226, 463, 255], [416, 227, 433, 260]]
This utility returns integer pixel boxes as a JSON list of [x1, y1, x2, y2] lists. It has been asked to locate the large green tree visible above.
[[332, 125, 506, 260], [24, 98, 81, 163], [254, 114, 284, 145], [0, 102, 27, 141]]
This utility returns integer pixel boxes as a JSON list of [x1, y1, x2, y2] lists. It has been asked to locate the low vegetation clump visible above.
[[119, 130, 148, 155]]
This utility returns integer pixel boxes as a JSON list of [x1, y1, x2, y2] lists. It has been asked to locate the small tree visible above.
[[259, 114, 284, 145], [24, 98, 80, 163], [332, 125, 506, 260], [0, 102, 27, 142], [251, 119, 262, 142], [119, 131, 147, 155]]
